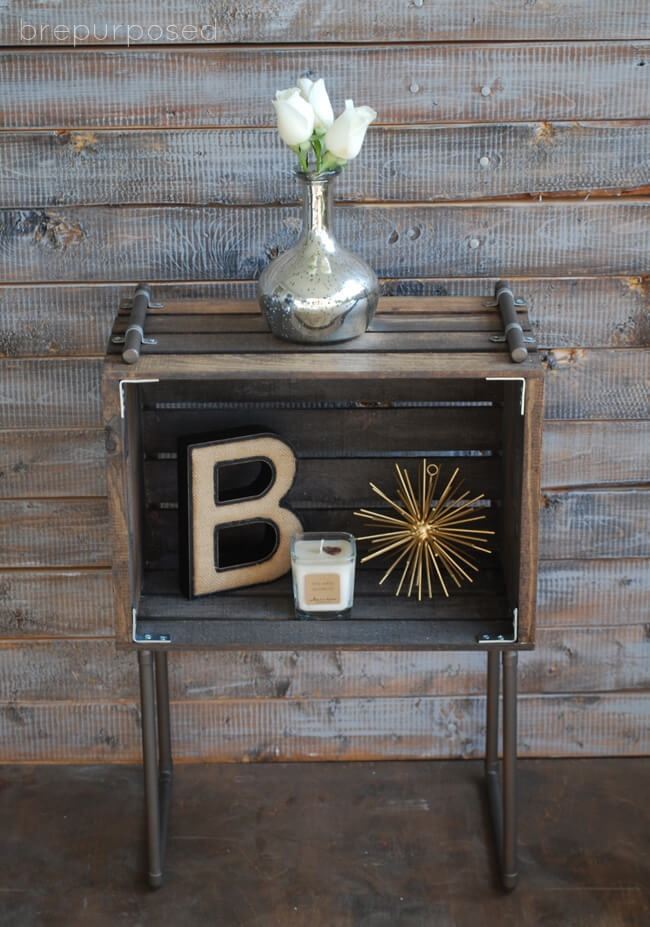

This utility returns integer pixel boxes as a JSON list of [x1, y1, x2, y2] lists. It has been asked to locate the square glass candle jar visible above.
[[290, 532, 356, 619]]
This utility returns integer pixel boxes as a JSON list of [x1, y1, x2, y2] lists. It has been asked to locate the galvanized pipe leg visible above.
[[502, 651, 518, 890], [154, 650, 173, 870], [138, 650, 163, 888], [485, 649, 504, 869], [485, 649, 500, 774], [484, 649, 519, 891], [155, 650, 172, 778]]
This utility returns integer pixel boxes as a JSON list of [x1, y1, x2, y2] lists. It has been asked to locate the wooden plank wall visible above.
[[0, 4, 648, 762]]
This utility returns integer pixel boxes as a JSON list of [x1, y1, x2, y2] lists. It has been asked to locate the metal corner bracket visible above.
[[483, 298, 526, 309], [112, 333, 158, 347], [119, 378, 160, 418], [132, 607, 171, 644], [477, 607, 518, 645], [486, 376, 526, 416], [488, 334, 536, 345], [120, 300, 165, 310]]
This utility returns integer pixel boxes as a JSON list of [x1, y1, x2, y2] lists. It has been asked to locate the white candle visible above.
[[291, 532, 356, 617]]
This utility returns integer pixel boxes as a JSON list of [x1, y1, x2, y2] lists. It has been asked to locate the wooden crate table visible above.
[[103, 293, 544, 890]]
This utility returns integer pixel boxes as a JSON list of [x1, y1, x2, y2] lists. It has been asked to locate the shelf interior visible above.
[[127, 375, 524, 648]]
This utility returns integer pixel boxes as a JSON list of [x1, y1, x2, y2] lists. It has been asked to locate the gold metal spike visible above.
[[353, 460, 494, 599]]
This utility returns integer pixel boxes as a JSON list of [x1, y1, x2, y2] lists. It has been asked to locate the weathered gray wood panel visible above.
[[2, 279, 647, 358], [0, 429, 106, 497], [2, 203, 649, 282], [0, 571, 113, 637], [0, 626, 647, 701], [0, 693, 647, 762], [523, 277, 650, 349], [0, 359, 103, 427], [1, 6, 648, 763], [2, 2, 648, 43], [536, 559, 650, 628], [2, 45, 649, 129], [0, 500, 110, 567], [3, 123, 650, 208], [539, 490, 649, 559], [541, 348, 649, 420], [542, 422, 650, 488]]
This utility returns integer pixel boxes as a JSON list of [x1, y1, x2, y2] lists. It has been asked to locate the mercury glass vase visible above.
[[257, 168, 379, 343]]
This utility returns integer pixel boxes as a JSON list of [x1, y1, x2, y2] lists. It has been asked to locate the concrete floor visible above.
[[0, 759, 648, 926]]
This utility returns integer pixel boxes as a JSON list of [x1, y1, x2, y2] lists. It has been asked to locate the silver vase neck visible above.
[[295, 169, 340, 252]]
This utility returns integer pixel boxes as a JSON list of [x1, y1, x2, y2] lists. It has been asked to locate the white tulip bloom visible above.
[[272, 87, 315, 147], [297, 77, 334, 131], [296, 76, 314, 97], [324, 99, 377, 161], [270, 78, 377, 173]]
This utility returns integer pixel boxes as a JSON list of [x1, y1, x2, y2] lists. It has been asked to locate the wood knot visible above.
[[534, 122, 553, 145], [541, 348, 586, 372], [14, 209, 85, 251], [55, 130, 98, 155]]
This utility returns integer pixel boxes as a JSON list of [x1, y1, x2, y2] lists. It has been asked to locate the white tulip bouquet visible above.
[[272, 76, 377, 174]]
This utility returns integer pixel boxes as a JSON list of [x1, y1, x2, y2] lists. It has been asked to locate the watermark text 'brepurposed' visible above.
[[20, 20, 221, 46]]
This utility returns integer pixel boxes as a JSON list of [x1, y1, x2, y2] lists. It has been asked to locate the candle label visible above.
[[304, 573, 341, 606]]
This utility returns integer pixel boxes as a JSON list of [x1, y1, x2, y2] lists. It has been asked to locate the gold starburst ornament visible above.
[[354, 460, 494, 600]]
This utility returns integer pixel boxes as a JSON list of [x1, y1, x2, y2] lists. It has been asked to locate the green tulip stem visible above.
[[312, 136, 323, 173], [322, 150, 347, 172], [292, 135, 347, 175]]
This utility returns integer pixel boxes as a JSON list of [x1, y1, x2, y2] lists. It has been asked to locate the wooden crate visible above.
[[103, 297, 543, 650]]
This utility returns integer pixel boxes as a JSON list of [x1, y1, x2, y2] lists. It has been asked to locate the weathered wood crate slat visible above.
[[103, 296, 544, 650], [4, 202, 650, 283], [3, 693, 649, 763], [1, 1, 648, 44], [2, 623, 648, 701], [4, 124, 650, 209], [4, 44, 649, 129]]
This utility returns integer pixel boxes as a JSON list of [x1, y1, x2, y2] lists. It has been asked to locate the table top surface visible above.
[[104, 296, 542, 386]]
